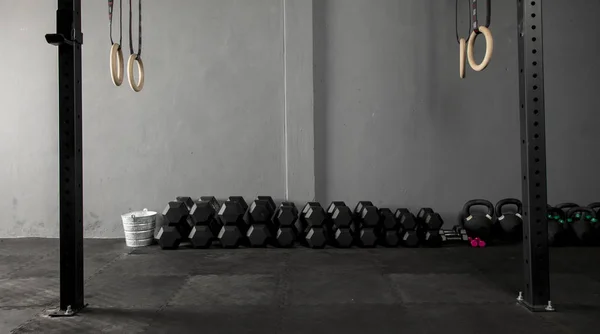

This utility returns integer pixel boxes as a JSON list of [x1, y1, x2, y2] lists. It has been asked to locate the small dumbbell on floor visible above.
[[297, 202, 328, 248], [187, 197, 221, 248], [416, 208, 443, 247], [326, 201, 354, 248], [396, 208, 419, 247], [243, 196, 276, 247], [217, 196, 247, 248], [440, 226, 469, 244], [352, 201, 380, 247], [379, 208, 400, 247], [272, 202, 299, 247], [157, 199, 191, 249]]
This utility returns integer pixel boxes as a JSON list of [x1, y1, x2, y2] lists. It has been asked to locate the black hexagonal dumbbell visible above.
[[243, 197, 276, 247], [187, 197, 221, 248], [298, 202, 328, 248], [156, 225, 182, 250], [217, 197, 246, 248], [200, 196, 222, 235], [379, 208, 400, 247], [416, 208, 443, 247], [228, 196, 248, 211], [326, 201, 354, 248], [272, 202, 299, 247], [352, 201, 380, 247], [396, 208, 419, 247], [176, 196, 195, 211], [162, 200, 191, 244]]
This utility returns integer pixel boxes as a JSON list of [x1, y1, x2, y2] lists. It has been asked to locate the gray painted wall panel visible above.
[[1, 0, 599, 236]]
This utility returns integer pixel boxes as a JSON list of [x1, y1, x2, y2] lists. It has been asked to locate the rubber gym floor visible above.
[[1, 239, 599, 333]]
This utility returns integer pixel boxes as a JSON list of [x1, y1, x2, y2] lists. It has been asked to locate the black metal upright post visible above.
[[46, 0, 85, 313], [516, 0, 552, 311]]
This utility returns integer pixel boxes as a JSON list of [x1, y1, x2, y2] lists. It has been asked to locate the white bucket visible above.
[[121, 208, 157, 247]]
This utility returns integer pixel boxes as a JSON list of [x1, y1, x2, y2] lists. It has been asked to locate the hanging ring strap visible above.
[[471, 0, 491, 33], [467, 0, 493, 71], [456, 0, 471, 79], [108, 0, 124, 86], [127, 0, 144, 92]]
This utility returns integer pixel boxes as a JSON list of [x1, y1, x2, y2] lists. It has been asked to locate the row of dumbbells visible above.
[[156, 196, 469, 249]]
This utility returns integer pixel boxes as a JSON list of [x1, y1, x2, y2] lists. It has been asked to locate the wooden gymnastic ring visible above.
[[467, 26, 494, 72], [127, 54, 145, 92], [110, 43, 124, 86], [459, 38, 466, 79]]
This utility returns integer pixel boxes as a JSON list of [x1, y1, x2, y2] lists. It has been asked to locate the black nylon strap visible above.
[[471, 0, 491, 33], [108, 0, 122, 46], [456, 0, 471, 43], [129, 0, 142, 57]]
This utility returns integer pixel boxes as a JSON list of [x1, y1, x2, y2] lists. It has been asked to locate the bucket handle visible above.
[[131, 208, 149, 221]]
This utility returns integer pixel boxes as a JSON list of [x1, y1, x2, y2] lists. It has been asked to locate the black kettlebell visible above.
[[494, 198, 523, 241], [461, 199, 494, 239], [588, 202, 600, 244], [566, 207, 597, 245], [546, 205, 566, 246]]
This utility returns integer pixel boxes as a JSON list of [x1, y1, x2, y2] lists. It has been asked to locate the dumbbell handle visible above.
[[440, 229, 468, 242]]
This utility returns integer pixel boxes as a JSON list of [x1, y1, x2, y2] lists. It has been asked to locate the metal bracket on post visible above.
[[516, 0, 552, 312]]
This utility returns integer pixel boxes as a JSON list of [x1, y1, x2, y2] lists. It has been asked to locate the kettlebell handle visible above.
[[566, 206, 597, 219], [556, 203, 579, 211], [495, 198, 522, 217], [587, 202, 600, 210], [546, 206, 565, 220], [462, 199, 494, 218]]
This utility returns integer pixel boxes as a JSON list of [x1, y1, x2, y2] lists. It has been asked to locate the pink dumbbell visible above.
[[468, 237, 478, 247], [476, 238, 486, 248]]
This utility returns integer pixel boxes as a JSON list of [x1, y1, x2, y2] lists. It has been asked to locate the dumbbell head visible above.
[[218, 225, 243, 248], [157, 226, 182, 249], [228, 196, 248, 211], [274, 204, 299, 227], [302, 202, 326, 227], [189, 225, 213, 248], [327, 201, 347, 215], [396, 208, 417, 230], [200, 196, 220, 212], [331, 205, 353, 228], [356, 227, 377, 247], [332, 227, 353, 248], [176, 196, 195, 211], [358, 205, 380, 227], [305, 227, 327, 248], [379, 208, 399, 230], [257, 196, 276, 212], [382, 230, 400, 247], [354, 201, 374, 214], [245, 200, 273, 225], [188, 200, 216, 226], [218, 201, 245, 226], [162, 201, 189, 226], [276, 227, 296, 247], [401, 230, 419, 247], [423, 230, 442, 247], [247, 224, 272, 247], [418, 208, 443, 230]]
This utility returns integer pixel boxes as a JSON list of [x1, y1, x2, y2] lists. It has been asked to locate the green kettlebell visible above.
[[547, 205, 566, 246], [588, 202, 600, 245], [566, 207, 597, 245]]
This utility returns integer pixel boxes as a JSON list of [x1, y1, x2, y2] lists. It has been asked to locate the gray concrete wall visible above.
[[0, 0, 314, 237], [1, 0, 599, 237], [314, 0, 600, 224]]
